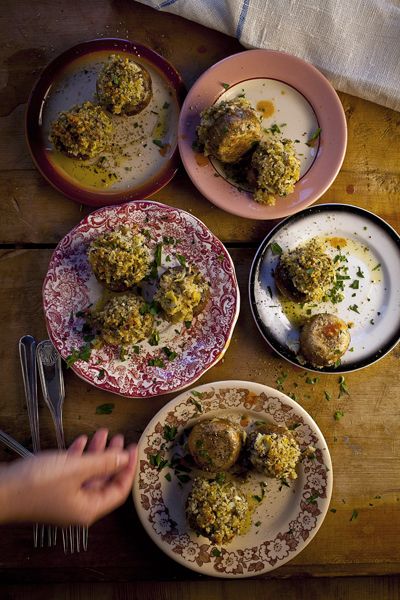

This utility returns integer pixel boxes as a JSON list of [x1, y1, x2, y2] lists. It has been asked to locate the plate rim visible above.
[[132, 379, 333, 578], [25, 38, 186, 207], [42, 199, 241, 398], [248, 202, 400, 373], [178, 48, 347, 220]]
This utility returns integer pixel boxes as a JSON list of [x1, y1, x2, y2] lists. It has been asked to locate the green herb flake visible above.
[[191, 390, 204, 399], [252, 495, 262, 503], [95, 403, 115, 415], [306, 493, 319, 504], [217, 253, 225, 262], [215, 472, 226, 485], [306, 376, 319, 385], [221, 82, 230, 90], [155, 243, 163, 267], [184, 320, 192, 329], [152, 139, 165, 148], [330, 508, 337, 513], [133, 345, 140, 354], [176, 253, 186, 267], [324, 391, 332, 401], [372, 263, 381, 271], [211, 548, 221, 557], [255, 521, 262, 527], [147, 357, 165, 368], [163, 424, 178, 441], [356, 267, 365, 278], [349, 304, 360, 314], [270, 242, 283, 255], [148, 330, 160, 346], [165, 472, 172, 482], [306, 127, 321, 146], [66, 343, 92, 368], [350, 509, 358, 521], [338, 375, 349, 397], [334, 410, 345, 421], [97, 368, 105, 380], [349, 280, 359, 289], [162, 101, 170, 109], [162, 346, 177, 361]]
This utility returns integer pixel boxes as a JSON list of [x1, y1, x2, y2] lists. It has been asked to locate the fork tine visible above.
[[83, 526, 89, 551], [33, 524, 38, 548], [76, 527, 80, 553], [69, 526, 74, 554], [61, 528, 67, 554], [53, 526, 58, 546]]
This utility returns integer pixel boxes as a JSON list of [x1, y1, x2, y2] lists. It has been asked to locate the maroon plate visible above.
[[26, 39, 185, 207]]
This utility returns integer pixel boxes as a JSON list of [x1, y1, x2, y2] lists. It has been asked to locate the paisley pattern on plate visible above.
[[133, 381, 332, 577], [43, 201, 240, 398]]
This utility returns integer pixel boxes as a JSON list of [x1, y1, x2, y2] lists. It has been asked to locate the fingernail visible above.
[[115, 451, 129, 468]]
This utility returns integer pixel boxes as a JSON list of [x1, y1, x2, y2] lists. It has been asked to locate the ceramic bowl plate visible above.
[[133, 380, 332, 578], [42, 201, 240, 398], [26, 39, 184, 207], [249, 204, 400, 373], [178, 49, 346, 220]]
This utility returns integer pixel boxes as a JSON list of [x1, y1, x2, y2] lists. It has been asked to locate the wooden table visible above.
[[0, 1, 399, 598]]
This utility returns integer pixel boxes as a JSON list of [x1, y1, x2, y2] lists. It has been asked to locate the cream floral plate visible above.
[[133, 381, 332, 578]]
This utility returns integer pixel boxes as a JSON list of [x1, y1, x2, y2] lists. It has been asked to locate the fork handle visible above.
[[19, 335, 40, 453], [0, 429, 33, 458]]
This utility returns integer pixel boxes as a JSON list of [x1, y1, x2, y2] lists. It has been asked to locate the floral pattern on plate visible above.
[[133, 381, 332, 577], [43, 201, 240, 398]]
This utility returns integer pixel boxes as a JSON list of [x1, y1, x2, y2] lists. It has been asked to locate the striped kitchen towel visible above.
[[137, 0, 400, 111]]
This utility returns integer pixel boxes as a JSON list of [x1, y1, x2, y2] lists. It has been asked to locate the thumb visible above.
[[71, 450, 130, 482]]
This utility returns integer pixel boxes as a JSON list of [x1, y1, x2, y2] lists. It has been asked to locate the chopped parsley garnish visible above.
[[270, 242, 283, 255], [306, 376, 319, 385], [148, 330, 160, 346], [334, 410, 345, 420], [350, 509, 358, 521], [165, 472, 172, 482], [288, 422, 301, 430], [330, 508, 337, 513], [176, 253, 186, 267], [372, 263, 381, 271], [95, 403, 115, 415], [338, 375, 349, 396], [349, 280, 359, 289], [306, 127, 321, 146], [162, 101, 170, 109], [252, 495, 262, 503], [217, 253, 225, 262], [155, 243, 163, 266], [356, 267, 365, 278], [133, 345, 140, 354], [211, 548, 221, 557], [147, 357, 165, 368], [162, 346, 177, 361], [221, 82, 230, 90], [306, 493, 319, 504], [163, 235, 175, 245], [349, 304, 360, 313], [184, 320, 192, 329], [163, 424, 178, 441], [152, 139, 166, 148], [66, 343, 92, 368], [191, 390, 204, 398], [149, 452, 168, 470], [97, 369, 105, 380], [215, 472, 226, 485], [255, 521, 261, 527]]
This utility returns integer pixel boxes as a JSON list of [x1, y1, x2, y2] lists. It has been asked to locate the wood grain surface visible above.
[[0, 0, 399, 594]]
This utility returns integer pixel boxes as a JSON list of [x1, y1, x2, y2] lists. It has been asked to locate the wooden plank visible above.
[[1, 577, 400, 600], [0, 248, 399, 580]]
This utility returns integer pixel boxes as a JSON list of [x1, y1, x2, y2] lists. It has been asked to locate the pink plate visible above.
[[43, 201, 240, 398], [178, 49, 347, 220]]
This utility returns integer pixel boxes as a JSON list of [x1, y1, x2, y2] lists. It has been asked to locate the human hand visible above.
[[0, 429, 137, 526]]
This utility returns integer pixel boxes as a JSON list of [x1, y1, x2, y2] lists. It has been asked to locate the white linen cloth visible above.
[[137, 0, 400, 111]]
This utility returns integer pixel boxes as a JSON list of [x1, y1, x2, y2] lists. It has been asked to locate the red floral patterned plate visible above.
[[133, 380, 333, 577], [42, 201, 240, 398]]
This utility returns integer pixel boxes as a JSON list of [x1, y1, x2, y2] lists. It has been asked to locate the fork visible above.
[[0, 428, 33, 458], [36, 339, 88, 553], [19, 335, 55, 548]]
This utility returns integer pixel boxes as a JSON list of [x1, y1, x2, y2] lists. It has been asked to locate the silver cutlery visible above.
[[36, 339, 87, 553], [0, 428, 33, 458], [19, 335, 55, 548]]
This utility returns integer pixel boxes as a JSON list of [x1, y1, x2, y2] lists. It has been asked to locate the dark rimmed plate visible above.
[[26, 39, 185, 207], [249, 204, 400, 373]]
